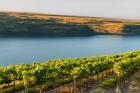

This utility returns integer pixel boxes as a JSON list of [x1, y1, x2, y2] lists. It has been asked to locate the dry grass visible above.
[[1, 12, 140, 35], [89, 23, 124, 34], [5, 13, 125, 24]]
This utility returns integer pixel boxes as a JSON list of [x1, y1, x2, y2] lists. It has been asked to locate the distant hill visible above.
[[0, 11, 140, 36]]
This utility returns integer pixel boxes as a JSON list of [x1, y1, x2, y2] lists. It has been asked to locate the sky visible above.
[[0, 0, 140, 19]]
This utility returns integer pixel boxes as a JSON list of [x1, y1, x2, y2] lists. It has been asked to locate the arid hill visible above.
[[0, 12, 140, 36]]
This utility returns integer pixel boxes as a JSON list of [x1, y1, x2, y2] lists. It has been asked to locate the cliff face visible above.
[[0, 12, 140, 36]]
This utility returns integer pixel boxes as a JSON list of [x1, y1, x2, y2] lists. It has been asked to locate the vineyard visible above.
[[1, 51, 140, 93]]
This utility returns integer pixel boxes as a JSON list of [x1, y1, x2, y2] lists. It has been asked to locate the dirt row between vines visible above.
[[84, 70, 140, 93]]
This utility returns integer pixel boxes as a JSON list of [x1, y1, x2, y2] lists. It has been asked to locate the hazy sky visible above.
[[0, 0, 140, 19]]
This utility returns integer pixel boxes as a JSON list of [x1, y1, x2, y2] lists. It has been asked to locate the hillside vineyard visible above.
[[1, 51, 140, 92]]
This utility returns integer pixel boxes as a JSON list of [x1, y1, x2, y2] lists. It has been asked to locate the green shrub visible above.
[[28, 88, 38, 93], [135, 76, 140, 80], [1, 87, 14, 93], [100, 76, 117, 88], [15, 84, 24, 91]]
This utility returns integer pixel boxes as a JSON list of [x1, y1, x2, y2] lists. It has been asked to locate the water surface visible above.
[[0, 35, 140, 66]]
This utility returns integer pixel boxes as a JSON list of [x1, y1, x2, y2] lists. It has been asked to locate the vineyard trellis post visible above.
[[73, 76, 77, 93], [0, 85, 2, 93], [13, 66, 16, 92], [116, 72, 122, 93]]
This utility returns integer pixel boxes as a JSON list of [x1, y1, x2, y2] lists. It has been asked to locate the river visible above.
[[0, 35, 140, 66]]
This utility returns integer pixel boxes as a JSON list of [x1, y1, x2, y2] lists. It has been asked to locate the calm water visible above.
[[0, 35, 140, 66]]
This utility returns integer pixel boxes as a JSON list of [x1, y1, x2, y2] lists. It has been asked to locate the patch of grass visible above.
[[1, 84, 24, 93], [135, 76, 140, 80], [28, 87, 38, 93], [100, 76, 117, 88]]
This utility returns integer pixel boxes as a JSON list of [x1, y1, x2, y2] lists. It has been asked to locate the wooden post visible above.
[[102, 73, 103, 80], [14, 77, 15, 92], [73, 76, 77, 93], [112, 68, 114, 75], [71, 86, 73, 93], [0, 85, 2, 93], [116, 72, 122, 93]]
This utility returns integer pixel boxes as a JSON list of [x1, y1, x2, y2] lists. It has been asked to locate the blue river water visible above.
[[0, 35, 140, 66]]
